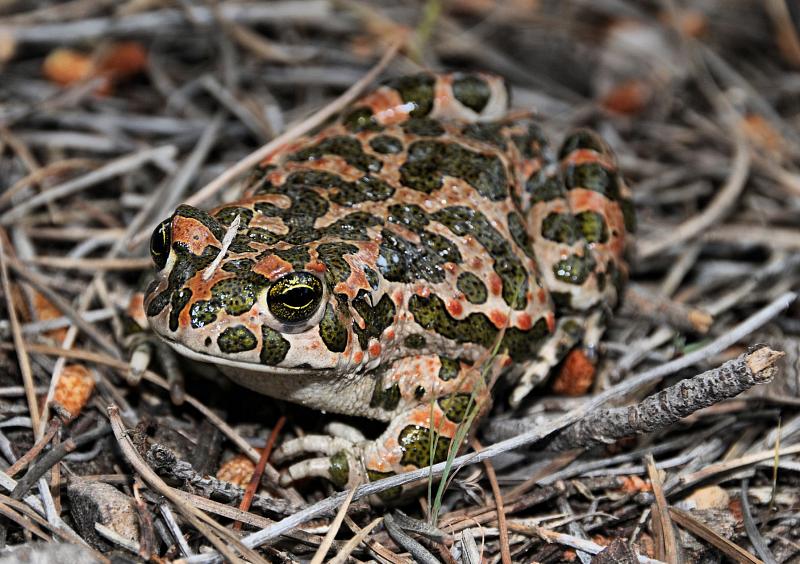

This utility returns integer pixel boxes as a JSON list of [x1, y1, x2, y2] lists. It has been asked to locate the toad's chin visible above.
[[163, 338, 380, 416], [160, 338, 319, 376]]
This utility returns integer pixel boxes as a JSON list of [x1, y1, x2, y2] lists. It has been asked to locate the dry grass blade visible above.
[[638, 126, 750, 258], [740, 479, 778, 564], [129, 37, 406, 247], [474, 439, 511, 564], [309, 485, 358, 564], [329, 517, 382, 564], [645, 454, 678, 563], [107, 405, 268, 564], [0, 239, 40, 433], [668, 507, 763, 564], [4, 416, 59, 479]]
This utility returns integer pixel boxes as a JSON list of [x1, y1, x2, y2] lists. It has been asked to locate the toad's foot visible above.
[[273, 387, 491, 502]]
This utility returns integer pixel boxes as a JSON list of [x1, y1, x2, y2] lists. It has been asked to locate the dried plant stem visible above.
[[107, 406, 268, 564], [547, 346, 783, 451], [138, 38, 404, 238], [0, 240, 40, 433]]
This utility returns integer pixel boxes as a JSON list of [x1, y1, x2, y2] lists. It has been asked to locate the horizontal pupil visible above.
[[281, 286, 315, 309]]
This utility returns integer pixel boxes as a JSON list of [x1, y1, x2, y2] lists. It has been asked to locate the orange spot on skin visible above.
[[502, 357, 513, 368], [489, 273, 502, 296], [546, 312, 556, 333], [517, 313, 532, 330], [470, 257, 483, 269], [537, 288, 547, 303], [173, 216, 219, 255], [393, 290, 404, 305], [417, 286, 431, 298], [369, 342, 382, 357], [551, 349, 596, 396], [447, 299, 463, 317], [353, 351, 364, 364], [564, 150, 615, 170], [489, 310, 507, 328], [253, 254, 292, 281], [307, 261, 326, 273], [385, 329, 395, 340]]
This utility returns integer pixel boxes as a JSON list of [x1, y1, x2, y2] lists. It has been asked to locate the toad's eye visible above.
[[268, 272, 324, 323], [150, 218, 172, 271]]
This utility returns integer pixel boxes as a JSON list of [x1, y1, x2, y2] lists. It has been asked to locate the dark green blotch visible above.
[[438, 393, 473, 423], [214, 207, 253, 227], [329, 451, 349, 488], [542, 212, 578, 244], [319, 303, 348, 353], [559, 130, 607, 160], [222, 259, 255, 273], [404, 334, 426, 349], [189, 272, 269, 328], [213, 276, 264, 315], [526, 170, 565, 203], [462, 122, 506, 149], [217, 325, 258, 354], [386, 73, 436, 118], [512, 122, 548, 159], [244, 228, 281, 246], [402, 118, 445, 137], [553, 253, 596, 285], [326, 175, 395, 208], [370, 380, 400, 411], [620, 197, 637, 233], [190, 299, 218, 329], [410, 294, 545, 361], [168, 288, 192, 332], [343, 106, 382, 132], [316, 242, 358, 286], [433, 206, 527, 309], [352, 293, 396, 350], [564, 162, 619, 200], [507, 211, 533, 257], [501, 318, 550, 362], [289, 135, 382, 173], [369, 135, 403, 154], [273, 246, 310, 270], [457, 272, 487, 305], [388, 204, 429, 231], [366, 469, 402, 500], [364, 267, 379, 290], [576, 211, 608, 243], [322, 211, 382, 241], [400, 140, 509, 201], [438, 357, 460, 381], [452, 74, 491, 113], [399, 425, 451, 467], [260, 325, 291, 365], [378, 228, 459, 284]]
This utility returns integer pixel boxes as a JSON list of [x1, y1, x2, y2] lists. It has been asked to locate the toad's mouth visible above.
[[161, 338, 325, 376]]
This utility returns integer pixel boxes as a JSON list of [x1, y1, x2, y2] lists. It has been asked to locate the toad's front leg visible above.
[[272, 354, 497, 502]]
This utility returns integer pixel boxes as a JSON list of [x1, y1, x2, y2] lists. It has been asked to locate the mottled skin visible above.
[[144, 72, 634, 496]]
